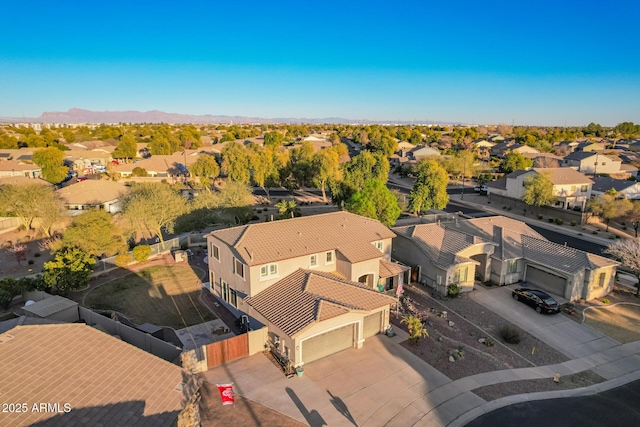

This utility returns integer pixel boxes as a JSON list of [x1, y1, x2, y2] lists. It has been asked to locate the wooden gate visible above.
[[206, 334, 249, 369]]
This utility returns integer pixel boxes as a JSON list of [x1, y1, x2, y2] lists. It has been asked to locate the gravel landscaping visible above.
[[473, 370, 605, 401], [390, 286, 568, 381]]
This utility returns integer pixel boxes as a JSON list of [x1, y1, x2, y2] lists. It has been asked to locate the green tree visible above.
[[409, 160, 449, 213], [522, 172, 556, 213], [189, 154, 220, 187], [0, 183, 57, 230], [624, 201, 640, 238], [263, 131, 284, 146], [345, 179, 401, 227], [587, 190, 633, 231], [289, 141, 316, 187], [0, 133, 19, 149], [332, 151, 390, 205], [501, 151, 533, 173], [44, 247, 96, 293], [311, 148, 340, 202], [36, 192, 66, 237], [275, 199, 300, 220], [132, 245, 152, 262], [178, 125, 202, 149], [131, 167, 148, 177], [113, 133, 137, 159], [221, 142, 251, 183], [61, 210, 124, 257], [248, 145, 279, 197], [122, 183, 188, 242], [33, 147, 68, 184], [401, 315, 429, 345]]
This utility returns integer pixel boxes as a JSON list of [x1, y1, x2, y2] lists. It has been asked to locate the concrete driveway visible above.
[[472, 285, 620, 359], [203, 334, 485, 426]]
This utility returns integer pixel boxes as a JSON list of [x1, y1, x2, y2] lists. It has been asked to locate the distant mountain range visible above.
[[0, 108, 456, 125]]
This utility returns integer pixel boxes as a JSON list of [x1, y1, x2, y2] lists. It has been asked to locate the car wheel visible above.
[[512, 294, 519, 301], [535, 306, 542, 314]]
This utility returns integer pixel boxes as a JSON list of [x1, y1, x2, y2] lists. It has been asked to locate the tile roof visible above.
[[0, 176, 52, 186], [21, 295, 77, 318], [564, 151, 597, 161], [0, 324, 197, 427], [246, 269, 396, 337], [592, 177, 638, 193], [485, 177, 507, 190], [56, 180, 130, 205], [0, 316, 62, 334], [521, 235, 618, 273], [379, 259, 410, 279], [532, 168, 593, 185], [210, 211, 395, 266], [0, 160, 41, 172]]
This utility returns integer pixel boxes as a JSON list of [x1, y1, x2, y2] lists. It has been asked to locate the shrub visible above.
[[131, 167, 148, 177], [571, 220, 577, 226], [132, 245, 152, 262], [28, 260, 34, 265], [251, 215, 259, 221], [592, 231, 598, 234], [537, 214, 543, 220], [115, 253, 132, 268], [601, 298, 610, 304], [34, 253, 41, 257], [548, 218, 554, 223], [555, 218, 564, 225], [447, 283, 460, 298], [484, 337, 495, 347], [500, 324, 522, 344], [401, 315, 429, 345], [609, 234, 617, 239]]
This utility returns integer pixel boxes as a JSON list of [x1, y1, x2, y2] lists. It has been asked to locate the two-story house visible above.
[[392, 216, 618, 302], [562, 151, 622, 175], [489, 141, 540, 158], [206, 212, 408, 366], [487, 168, 593, 210]]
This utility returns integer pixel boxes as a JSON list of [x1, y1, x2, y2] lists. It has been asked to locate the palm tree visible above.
[[401, 315, 429, 345], [275, 199, 300, 220]]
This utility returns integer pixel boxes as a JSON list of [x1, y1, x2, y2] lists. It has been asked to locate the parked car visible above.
[[76, 176, 88, 182], [512, 288, 560, 314], [474, 185, 488, 193]]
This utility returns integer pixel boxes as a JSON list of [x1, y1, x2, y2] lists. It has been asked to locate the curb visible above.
[[447, 369, 640, 426]]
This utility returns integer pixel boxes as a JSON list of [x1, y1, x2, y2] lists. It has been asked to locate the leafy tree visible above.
[[0, 278, 20, 310], [501, 151, 533, 173], [131, 167, 148, 177], [0, 133, 18, 149], [33, 147, 68, 184], [189, 154, 220, 187], [587, 190, 633, 231], [122, 183, 188, 242], [409, 160, 449, 214], [624, 201, 640, 238], [288, 141, 316, 187], [43, 247, 96, 292], [177, 125, 202, 149], [61, 210, 125, 257], [248, 145, 280, 197], [263, 131, 284, 146], [0, 183, 57, 230], [221, 142, 251, 183], [36, 192, 66, 237], [275, 199, 300, 220], [345, 179, 401, 227], [332, 151, 389, 205], [132, 245, 152, 262], [311, 148, 340, 202], [113, 133, 137, 159], [604, 239, 640, 297], [522, 172, 556, 213], [401, 315, 429, 345]]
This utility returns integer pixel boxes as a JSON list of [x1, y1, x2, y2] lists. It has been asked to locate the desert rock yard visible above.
[[0, 228, 54, 279]]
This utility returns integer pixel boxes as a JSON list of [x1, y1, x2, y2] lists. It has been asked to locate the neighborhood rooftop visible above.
[[210, 211, 395, 266], [245, 269, 396, 337]]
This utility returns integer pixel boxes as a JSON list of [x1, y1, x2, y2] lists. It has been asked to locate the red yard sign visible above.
[[216, 383, 235, 405]]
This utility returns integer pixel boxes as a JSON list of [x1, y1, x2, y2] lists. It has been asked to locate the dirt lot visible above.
[[0, 228, 55, 279], [391, 286, 568, 381], [473, 370, 605, 401], [84, 264, 215, 329], [584, 303, 640, 343]]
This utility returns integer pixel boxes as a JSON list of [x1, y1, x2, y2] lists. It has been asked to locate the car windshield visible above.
[[542, 297, 557, 305]]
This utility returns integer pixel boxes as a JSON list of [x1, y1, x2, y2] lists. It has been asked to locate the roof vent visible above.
[[0, 334, 14, 344]]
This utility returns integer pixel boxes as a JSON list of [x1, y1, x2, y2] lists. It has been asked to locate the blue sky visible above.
[[1, 0, 639, 126]]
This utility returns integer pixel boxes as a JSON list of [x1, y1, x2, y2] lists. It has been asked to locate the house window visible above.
[[260, 263, 278, 279], [211, 244, 220, 261], [326, 251, 334, 264], [309, 254, 318, 268], [506, 259, 518, 274], [570, 185, 576, 192], [229, 288, 237, 307], [221, 279, 228, 301], [454, 267, 468, 283], [597, 272, 606, 288], [233, 258, 245, 279], [581, 185, 588, 192], [221, 280, 237, 307], [374, 241, 383, 251]]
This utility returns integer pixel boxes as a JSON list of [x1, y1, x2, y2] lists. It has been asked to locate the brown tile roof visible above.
[[210, 211, 395, 266], [0, 176, 52, 186], [0, 160, 41, 172], [0, 324, 197, 427], [56, 180, 130, 205], [379, 259, 410, 279], [246, 269, 396, 337], [533, 168, 593, 185]]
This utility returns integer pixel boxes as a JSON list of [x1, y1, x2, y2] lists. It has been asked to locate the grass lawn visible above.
[[85, 264, 216, 330], [584, 304, 640, 343]]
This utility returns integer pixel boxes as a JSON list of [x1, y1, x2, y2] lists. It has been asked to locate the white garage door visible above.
[[525, 266, 567, 297], [363, 312, 382, 338], [302, 324, 354, 364]]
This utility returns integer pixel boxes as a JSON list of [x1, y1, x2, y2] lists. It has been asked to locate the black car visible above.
[[512, 288, 560, 314]]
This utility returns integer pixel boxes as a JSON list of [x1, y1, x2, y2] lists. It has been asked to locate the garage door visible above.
[[525, 266, 567, 296], [363, 312, 382, 338], [301, 324, 354, 364]]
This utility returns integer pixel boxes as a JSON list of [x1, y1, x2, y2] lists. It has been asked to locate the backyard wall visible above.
[[79, 306, 182, 362], [93, 237, 180, 274], [0, 217, 20, 234], [488, 194, 589, 224]]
